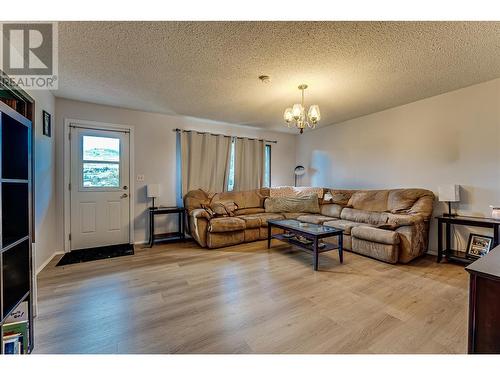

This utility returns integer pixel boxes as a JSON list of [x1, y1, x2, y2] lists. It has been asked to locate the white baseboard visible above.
[[36, 250, 64, 275]]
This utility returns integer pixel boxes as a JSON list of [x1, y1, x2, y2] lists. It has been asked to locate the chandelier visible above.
[[283, 84, 320, 134]]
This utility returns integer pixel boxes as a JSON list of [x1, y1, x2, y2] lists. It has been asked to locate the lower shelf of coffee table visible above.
[[272, 234, 339, 253]]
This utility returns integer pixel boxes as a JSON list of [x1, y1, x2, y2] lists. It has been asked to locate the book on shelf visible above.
[[3, 320, 29, 354], [3, 333, 23, 354]]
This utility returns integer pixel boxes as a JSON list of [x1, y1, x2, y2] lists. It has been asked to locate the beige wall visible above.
[[296, 78, 500, 253], [54, 98, 296, 248], [35, 78, 500, 265], [27, 89, 58, 273]]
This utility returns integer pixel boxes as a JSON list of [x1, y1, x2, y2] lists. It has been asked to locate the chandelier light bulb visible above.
[[308, 105, 321, 123], [283, 107, 293, 123], [292, 104, 303, 120]]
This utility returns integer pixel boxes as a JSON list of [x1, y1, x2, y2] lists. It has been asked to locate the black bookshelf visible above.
[[0, 74, 34, 355]]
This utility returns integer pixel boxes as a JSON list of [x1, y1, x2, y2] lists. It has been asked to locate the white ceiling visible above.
[[57, 21, 500, 132]]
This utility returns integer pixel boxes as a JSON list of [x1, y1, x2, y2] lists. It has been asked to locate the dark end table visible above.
[[437, 215, 500, 265], [148, 206, 186, 247], [267, 219, 344, 271]]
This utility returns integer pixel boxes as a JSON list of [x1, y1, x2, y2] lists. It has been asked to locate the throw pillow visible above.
[[204, 200, 238, 217], [264, 194, 320, 214], [328, 190, 355, 206], [323, 191, 333, 202]]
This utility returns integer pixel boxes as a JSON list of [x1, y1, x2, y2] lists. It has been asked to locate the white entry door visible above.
[[70, 126, 130, 250]]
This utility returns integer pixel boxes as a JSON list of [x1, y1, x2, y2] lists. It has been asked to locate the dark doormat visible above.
[[56, 243, 134, 266]]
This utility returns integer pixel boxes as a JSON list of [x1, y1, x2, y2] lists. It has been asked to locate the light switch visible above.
[[136, 174, 145, 182]]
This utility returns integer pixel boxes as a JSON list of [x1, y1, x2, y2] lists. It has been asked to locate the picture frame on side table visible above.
[[466, 233, 494, 259], [43, 110, 51, 137]]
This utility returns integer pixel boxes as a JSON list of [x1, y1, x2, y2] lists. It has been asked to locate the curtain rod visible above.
[[172, 128, 278, 144]]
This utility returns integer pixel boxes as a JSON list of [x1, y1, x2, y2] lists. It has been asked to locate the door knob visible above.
[[121, 193, 128, 198]]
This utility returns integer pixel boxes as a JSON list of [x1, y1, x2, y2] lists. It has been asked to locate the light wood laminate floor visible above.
[[34, 240, 468, 354]]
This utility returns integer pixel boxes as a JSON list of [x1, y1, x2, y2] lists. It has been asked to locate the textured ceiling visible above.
[[56, 21, 500, 132]]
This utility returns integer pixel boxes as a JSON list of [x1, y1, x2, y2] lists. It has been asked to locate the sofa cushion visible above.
[[294, 187, 324, 198], [351, 226, 400, 245], [270, 186, 323, 198], [347, 190, 389, 212], [270, 186, 296, 198], [264, 195, 320, 214], [255, 213, 285, 226], [323, 220, 374, 235], [282, 212, 303, 220], [340, 208, 390, 225], [208, 217, 246, 233], [320, 204, 343, 218], [235, 207, 265, 216], [211, 189, 268, 210], [237, 215, 262, 229], [297, 214, 336, 225]]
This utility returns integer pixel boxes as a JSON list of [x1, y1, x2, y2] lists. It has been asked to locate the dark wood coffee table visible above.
[[267, 219, 344, 271]]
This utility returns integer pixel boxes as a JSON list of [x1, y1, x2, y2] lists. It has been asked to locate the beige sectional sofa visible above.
[[184, 187, 434, 264]]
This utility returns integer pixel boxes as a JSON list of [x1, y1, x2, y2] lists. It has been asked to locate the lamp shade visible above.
[[147, 184, 160, 198], [294, 165, 306, 176], [438, 184, 460, 202]]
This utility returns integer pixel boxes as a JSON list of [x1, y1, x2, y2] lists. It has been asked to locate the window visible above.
[[263, 144, 271, 188], [227, 140, 235, 191], [226, 141, 271, 191], [82, 136, 120, 187]]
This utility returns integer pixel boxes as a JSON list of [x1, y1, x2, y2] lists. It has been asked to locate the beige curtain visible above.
[[233, 138, 264, 191], [181, 131, 231, 196]]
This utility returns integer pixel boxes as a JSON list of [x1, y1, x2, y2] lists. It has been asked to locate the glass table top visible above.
[[268, 219, 342, 235]]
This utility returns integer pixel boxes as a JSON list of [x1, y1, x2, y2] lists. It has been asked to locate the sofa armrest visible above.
[[190, 208, 211, 220], [395, 221, 429, 263], [188, 209, 210, 247], [387, 213, 424, 228], [409, 194, 434, 219]]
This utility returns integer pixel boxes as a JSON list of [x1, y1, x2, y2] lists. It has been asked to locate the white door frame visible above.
[[63, 118, 135, 253]]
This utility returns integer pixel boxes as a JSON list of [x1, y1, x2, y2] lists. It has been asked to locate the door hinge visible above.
[[68, 132, 71, 141], [69, 233, 71, 241], [68, 183, 71, 191]]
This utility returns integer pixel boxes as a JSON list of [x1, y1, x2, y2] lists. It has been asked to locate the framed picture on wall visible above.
[[43, 110, 51, 137], [466, 234, 494, 259]]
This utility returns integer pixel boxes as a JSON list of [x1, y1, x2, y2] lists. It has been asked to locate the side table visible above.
[[148, 206, 186, 247], [437, 215, 500, 265]]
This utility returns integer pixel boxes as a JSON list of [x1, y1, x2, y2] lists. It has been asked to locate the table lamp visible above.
[[438, 184, 460, 217], [147, 184, 160, 209]]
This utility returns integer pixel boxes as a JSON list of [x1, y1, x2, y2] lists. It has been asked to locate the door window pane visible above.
[[83, 136, 120, 162], [83, 163, 119, 187]]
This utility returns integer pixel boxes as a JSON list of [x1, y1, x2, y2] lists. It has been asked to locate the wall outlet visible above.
[[136, 174, 145, 182]]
